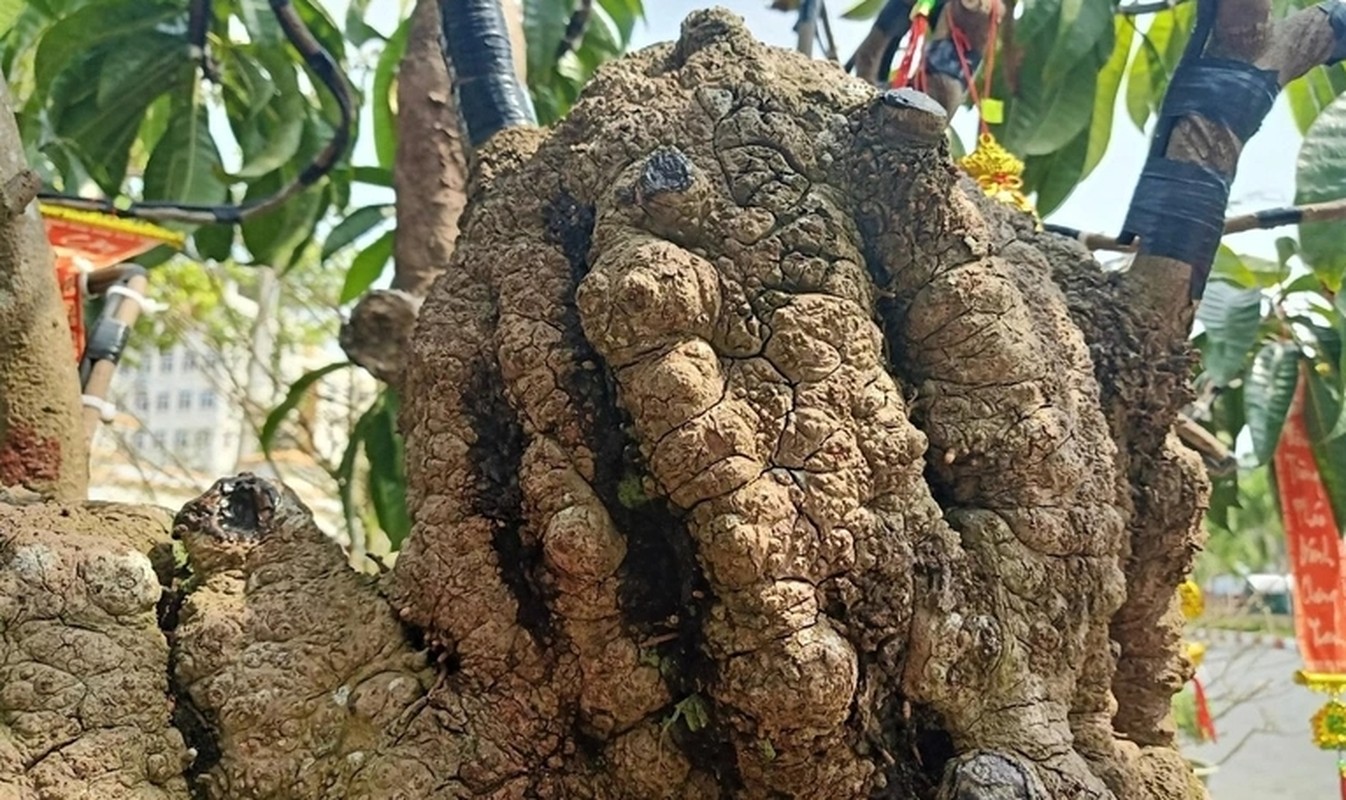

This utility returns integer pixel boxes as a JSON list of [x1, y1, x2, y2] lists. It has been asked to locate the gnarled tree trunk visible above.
[[5, 8, 1246, 799]]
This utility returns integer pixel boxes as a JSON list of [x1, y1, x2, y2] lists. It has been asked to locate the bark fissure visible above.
[[465, 358, 553, 644]]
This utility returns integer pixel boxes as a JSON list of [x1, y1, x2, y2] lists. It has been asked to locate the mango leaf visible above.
[[353, 165, 393, 186], [1210, 245, 1288, 289], [1042, 0, 1113, 85], [842, 0, 886, 18], [241, 120, 330, 265], [292, 0, 348, 68], [1294, 94, 1346, 292], [345, 0, 384, 45], [193, 223, 235, 262], [0, 0, 23, 36], [322, 203, 394, 261], [1125, 24, 1161, 131], [371, 15, 408, 170], [340, 229, 395, 303], [1195, 280, 1265, 386], [1246, 342, 1301, 464], [237, 0, 286, 45], [1285, 64, 1346, 135], [597, 0, 644, 40], [1304, 365, 1346, 530], [260, 362, 352, 455], [142, 106, 227, 207], [364, 390, 410, 549], [525, 0, 573, 86], [33, 0, 179, 96], [1025, 124, 1089, 215], [1083, 16, 1133, 175]]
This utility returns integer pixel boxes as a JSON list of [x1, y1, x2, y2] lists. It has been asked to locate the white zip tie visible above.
[[105, 284, 167, 314], [81, 395, 117, 422]]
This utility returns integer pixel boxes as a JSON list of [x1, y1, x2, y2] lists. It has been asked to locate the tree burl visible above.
[[0, 8, 1210, 799]]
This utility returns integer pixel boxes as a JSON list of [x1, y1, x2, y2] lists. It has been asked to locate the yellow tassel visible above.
[[1185, 641, 1206, 668], [957, 133, 1036, 217], [1312, 699, 1346, 750], [1178, 579, 1204, 620]]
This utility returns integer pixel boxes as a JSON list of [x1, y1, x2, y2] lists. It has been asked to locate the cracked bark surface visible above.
[[1, 9, 1213, 799]]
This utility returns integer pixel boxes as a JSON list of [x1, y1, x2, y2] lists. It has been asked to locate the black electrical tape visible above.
[[796, 0, 819, 33], [1254, 206, 1304, 228], [1043, 223, 1084, 239], [1161, 59, 1279, 144], [1120, 159, 1230, 298], [1324, 0, 1346, 65], [79, 316, 131, 385], [440, 0, 538, 147], [925, 37, 980, 88]]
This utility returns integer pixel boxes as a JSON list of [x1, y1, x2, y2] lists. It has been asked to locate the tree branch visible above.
[[0, 75, 88, 500], [1045, 196, 1346, 253]]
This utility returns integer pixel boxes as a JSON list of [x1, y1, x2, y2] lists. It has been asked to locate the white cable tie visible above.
[[105, 284, 167, 314], [81, 395, 118, 422]]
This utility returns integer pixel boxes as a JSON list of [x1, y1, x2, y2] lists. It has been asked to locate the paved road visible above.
[[1185, 640, 1338, 799]]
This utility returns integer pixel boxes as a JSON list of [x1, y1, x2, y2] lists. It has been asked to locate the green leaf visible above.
[[1195, 280, 1265, 386], [525, 0, 573, 85], [1304, 365, 1346, 530], [1210, 245, 1288, 289], [340, 229, 395, 303], [240, 121, 329, 265], [142, 106, 227, 207], [1245, 342, 1301, 464], [0, 0, 23, 36], [237, 0, 285, 44], [1294, 94, 1346, 292], [1083, 16, 1133, 176], [345, 0, 385, 45], [596, 0, 643, 41], [364, 390, 410, 549], [1025, 125, 1089, 215], [1042, 0, 1112, 85], [260, 362, 352, 455], [322, 204, 394, 261], [353, 165, 394, 186], [371, 16, 409, 170], [33, 0, 179, 96], [842, 0, 886, 19], [1125, 23, 1159, 131], [193, 223, 235, 262]]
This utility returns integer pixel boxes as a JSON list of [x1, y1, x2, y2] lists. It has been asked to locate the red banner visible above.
[[1275, 370, 1346, 674], [38, 204, 182, 360]]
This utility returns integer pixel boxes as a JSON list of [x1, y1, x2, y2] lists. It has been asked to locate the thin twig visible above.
[[1044, 197, 1346, 253], [819, 0, 841, 61]]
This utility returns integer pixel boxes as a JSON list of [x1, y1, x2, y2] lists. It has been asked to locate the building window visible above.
[[134, 393, 149, 412], [194, 430, 211, 450], [199, 390, 216, 409], [173, 429, 189, 449], [159, 351, 174, 373], [184, 351, 198, 372], [156, 392, 170, 411], [178, 390, 192, 410]]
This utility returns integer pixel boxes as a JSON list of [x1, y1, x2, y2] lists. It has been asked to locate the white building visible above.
[[86, 276, 379, 538]]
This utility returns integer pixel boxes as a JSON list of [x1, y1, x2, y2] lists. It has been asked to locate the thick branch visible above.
[[0, 74, 88, 500]]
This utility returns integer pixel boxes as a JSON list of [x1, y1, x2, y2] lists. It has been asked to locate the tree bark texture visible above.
[[0, 75, 88, 501], [2, 10, 1214, 799]]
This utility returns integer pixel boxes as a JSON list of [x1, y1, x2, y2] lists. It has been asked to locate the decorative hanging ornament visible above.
[[1275, 368, 1346, 799], [958, 133, 1035, 216], [1176, 580, 1216, 743], [38, 204, 183, 360]]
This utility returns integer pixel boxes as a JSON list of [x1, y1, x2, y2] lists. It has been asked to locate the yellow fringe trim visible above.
[[958, 133, 1036, 217], [39, 203, 186, 249]]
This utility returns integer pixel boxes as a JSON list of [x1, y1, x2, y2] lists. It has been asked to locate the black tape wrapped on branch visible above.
[[37, 0, 353, 226], [439, 0, 537, 148], [1324, 0, 1346, 64], [1117, 0, 1280, 299]]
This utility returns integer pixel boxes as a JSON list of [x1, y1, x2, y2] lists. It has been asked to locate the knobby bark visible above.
[[0, 75, 88, 501], [6, 4, 1341, 798]]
